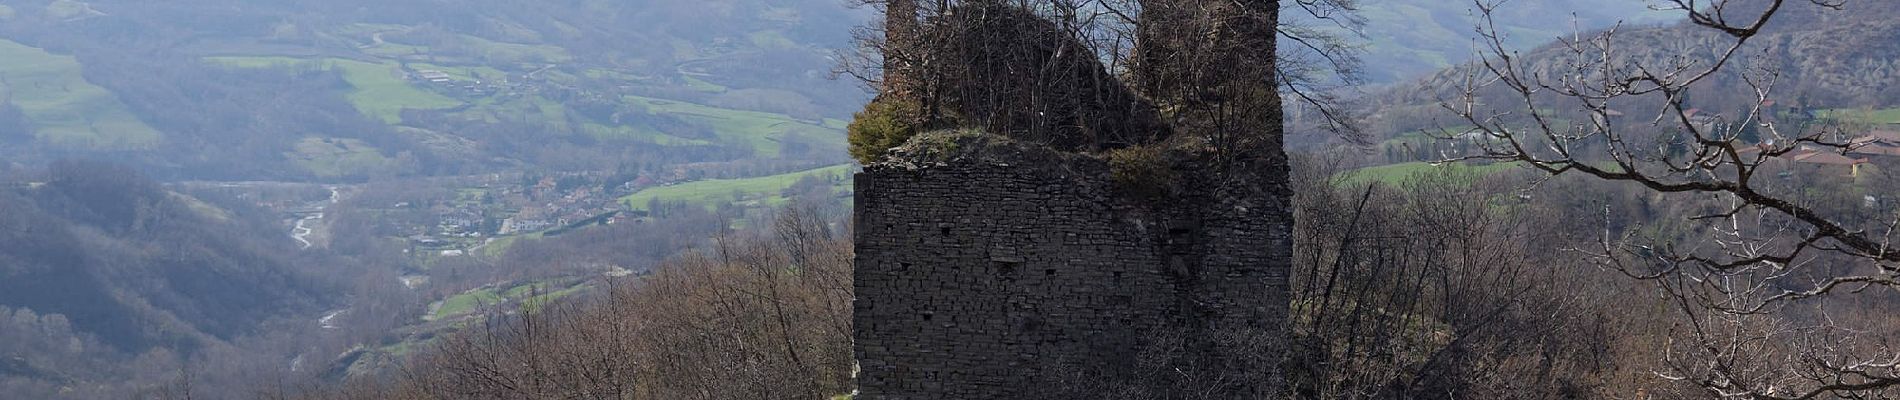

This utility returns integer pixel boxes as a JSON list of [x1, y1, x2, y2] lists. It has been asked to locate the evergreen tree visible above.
[[0, 100, 29, 144], [1737, 107, 1762, 144]]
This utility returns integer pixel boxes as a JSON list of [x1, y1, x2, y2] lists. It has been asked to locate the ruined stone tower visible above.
[[853, 1, 1290, 398]]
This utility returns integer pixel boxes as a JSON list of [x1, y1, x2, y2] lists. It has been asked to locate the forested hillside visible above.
[[1332, 1, 1900, 154], [13, 0, 1900, 398], [1329, 0, 1672, 83], [0, 0, 867, 180], [0, 161, 333, 348], [0, 161, 347, 397]]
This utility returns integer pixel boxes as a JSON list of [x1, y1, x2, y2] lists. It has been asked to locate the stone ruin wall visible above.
[[853, 137, 1291, 399]]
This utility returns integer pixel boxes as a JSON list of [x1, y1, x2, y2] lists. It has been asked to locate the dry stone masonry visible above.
[[853, 132, 1291, 399]]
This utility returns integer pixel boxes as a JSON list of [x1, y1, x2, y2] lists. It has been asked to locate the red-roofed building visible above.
[[1783, 148, 1868, 177], [1848, 130, 1900, 157]]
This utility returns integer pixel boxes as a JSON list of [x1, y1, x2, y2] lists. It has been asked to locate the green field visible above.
[[620, 164, 854, 211], [626, 96, 842, 156], [520, 285, 588, 313], [367, 32, 570, 64], [1338, 162, 1522, 187], [0, 39, 161, 149], [286, 137, 394, 178], [206, 56, 464, 123], [434, 281, 585, 319], [459, 95, 569, 130], [408, 63, 508, 82], [682, 76, 728, 93], [362, 42, 432, 59], [434, 286, 504, 319], [533, 97, 569, 131], [169, 192, 234, 222], [336, 23, 410, 36], [455, 34, 571, 63], [481, 235, 527, 258], [1390, 125, 1480, 141], [1822, 108, 1900, 125], [581, 121, 686, 143]]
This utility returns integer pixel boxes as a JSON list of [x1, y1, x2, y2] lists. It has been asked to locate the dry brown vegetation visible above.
[[300, 207, 854, 400], [278, 1, 1900, 398]]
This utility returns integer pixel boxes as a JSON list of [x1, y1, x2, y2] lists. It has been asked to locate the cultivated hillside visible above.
[[0, 0, 869, 180]]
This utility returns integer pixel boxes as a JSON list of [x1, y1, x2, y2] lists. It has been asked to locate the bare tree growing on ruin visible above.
[[837, 0, 1367, 161], [1437, 0, 1900, 397]]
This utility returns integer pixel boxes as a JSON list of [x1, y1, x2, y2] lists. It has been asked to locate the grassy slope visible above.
[[1822, 108, 1900, 125], [455, 34, 571, 63], [1338, 161, 1520, 187], [408, 63, 508, 82], [626, 96, 841, 157], [286, 137, 393, 178], [201, 29, 832, 157], [619, 164, 853, 211], [0, 39, 161, 149], [435, 280, 584, 319], [205, 56, 464, 123], [434, 287, 502, 319]]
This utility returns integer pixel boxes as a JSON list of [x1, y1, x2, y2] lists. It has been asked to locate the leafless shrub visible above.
[[1436, 0, 1900, 397], [305, 207, 855, 400]]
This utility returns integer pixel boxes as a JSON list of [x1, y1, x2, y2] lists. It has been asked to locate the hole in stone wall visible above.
[[922, 311, 934, 321], [940, 227, 952, 236], [994, 261, 1020, 282], [1019, 317, 1043, 333], [1113, 271, 1123, 284], [1045, 269, 1056, 276]]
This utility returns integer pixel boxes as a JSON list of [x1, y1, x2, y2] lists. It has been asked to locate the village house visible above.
[[1786, 149, 1868, 177], [1684, 109, 1723, 127], [1743, 130, 1900, 177], [416, 70, 453, 83], [1848, 130, 1900, 157]]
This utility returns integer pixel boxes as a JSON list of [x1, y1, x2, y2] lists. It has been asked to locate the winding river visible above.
[[290, 187, 341, 250]]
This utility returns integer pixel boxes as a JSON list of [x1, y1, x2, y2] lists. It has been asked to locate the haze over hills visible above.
[[0, 0, 870, 180], [0, 161, 347, 398], [0, 0, 1681, 181], [1348, 0, 1900, 148], [1325, 0, 1674, 83], [0, 2, 872, 396], [0, 163, 327, 350], [4, 0, 1900, 398]]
